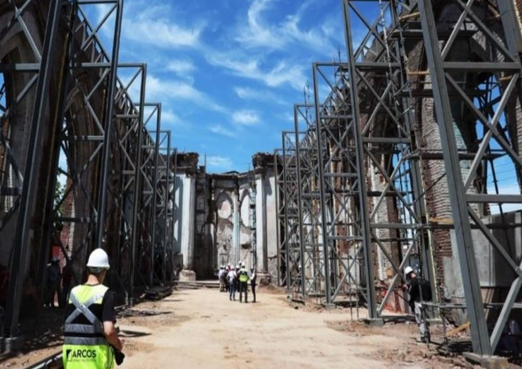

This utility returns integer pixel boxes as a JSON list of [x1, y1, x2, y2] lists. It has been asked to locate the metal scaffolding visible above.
[[281, 131, 302, 295], [340, 0, 437, 320], [274, 0, 522, 361], [0, 0, 177, 349], [417, 0, 522, 357], [294, 104, 325, 298]]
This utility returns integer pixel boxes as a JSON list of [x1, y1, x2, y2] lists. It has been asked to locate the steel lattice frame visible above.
[[417, 0, 522, 356], [0, 0, 178, 344], [151, 130, 172, 286], [281, 131, 302, 295], [137, 103, 161, 288], [312, 62, 372, 307], [2, 0, 124, 339], [339, 0, 437, 319], [294, 104, 325, 297]]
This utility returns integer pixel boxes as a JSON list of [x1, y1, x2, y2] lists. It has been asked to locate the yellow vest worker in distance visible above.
[[63, 249, 124, 369], [239, 267, 249, 303]]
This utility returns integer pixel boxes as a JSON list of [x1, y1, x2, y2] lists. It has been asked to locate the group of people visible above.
[[218, 263, 257, 303]]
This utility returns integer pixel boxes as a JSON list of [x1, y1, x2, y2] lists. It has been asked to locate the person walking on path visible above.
[[250, 268, 257, 303], [227, 266, 237, 301], [239, 267, 249, 303], [63, 249, 124, 369]]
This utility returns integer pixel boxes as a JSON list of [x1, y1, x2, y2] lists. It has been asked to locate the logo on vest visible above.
[[69, 349, 97, 361]]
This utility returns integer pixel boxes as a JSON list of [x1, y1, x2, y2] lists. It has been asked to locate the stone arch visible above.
[[215, 190, 234, 265], [216, 191, 233, 220], [239, 189, 251, 227]]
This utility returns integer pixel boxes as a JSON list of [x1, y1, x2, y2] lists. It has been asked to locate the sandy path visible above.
[[119, 288, 426, 369]]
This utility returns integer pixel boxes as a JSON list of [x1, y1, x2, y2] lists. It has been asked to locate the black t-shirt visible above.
[[408, 277, 432, 304], [64, 285, 116, 324], [101, 291, 116, 323]]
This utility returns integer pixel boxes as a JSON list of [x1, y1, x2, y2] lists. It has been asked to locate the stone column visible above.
[[265, 171, 278, 281], [181, 174, 196, 270], [255, 172, 267, 272], [232, 189, 240, 265]]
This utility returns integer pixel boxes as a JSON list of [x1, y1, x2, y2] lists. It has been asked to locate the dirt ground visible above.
[[2, 286, 519, 369], [116, 287, 469, 369]]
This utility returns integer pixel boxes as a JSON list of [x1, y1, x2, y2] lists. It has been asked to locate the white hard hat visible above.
[[404, 266, 414, 276], [86, 249, 110, 269]]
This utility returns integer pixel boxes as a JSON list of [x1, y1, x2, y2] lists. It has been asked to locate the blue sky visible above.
[[107, 0, 346, 173]]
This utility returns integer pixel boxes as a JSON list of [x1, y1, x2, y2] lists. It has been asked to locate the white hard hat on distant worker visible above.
[[86, 248, 110, 269], [404, 266, 414, 276]]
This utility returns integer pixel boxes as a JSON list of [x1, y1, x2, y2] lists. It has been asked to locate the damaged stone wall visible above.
[[174, 153, 277, 281]]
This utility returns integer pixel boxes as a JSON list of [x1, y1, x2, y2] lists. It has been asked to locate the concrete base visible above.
[[324, 303, 336, 311], [364, 318, 385, 327], [463, 353, 508, 369], [4, 336, 24, 353], [179, 270, 197, 282]]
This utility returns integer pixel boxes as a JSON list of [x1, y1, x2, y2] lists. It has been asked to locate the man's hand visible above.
[[104, 321, 124, 352]]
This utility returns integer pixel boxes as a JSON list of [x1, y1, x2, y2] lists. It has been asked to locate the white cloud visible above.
[[122, 2, 204, 49], [236, 0, 335, 55], [207, 156, 234, 171], [232, 110, 260, 126], [236, 0, 286, 49], [166, 59, 196, 76], [146, 75, 228, 114], [162, 109, 185, 127], [206, 53, 307, 91], [234, 86, 286, 105], [210, 124, 236, 138]]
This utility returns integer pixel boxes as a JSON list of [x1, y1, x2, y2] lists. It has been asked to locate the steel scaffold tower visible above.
[[281, 131, 303, 295], [312, 61, 371, 308], [339, 0, 436, 319], [137, 103, 161, 288], [1, 0, 64, 341], [151, 130, 173, 285], [294, 104, 325, 298], [0, 0, 178, 346], [417, 0, 522, 357]]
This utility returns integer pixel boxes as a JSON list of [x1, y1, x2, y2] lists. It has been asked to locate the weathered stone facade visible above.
[[173, 153, 277, 281]]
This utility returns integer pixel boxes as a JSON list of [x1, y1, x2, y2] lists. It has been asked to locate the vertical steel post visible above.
[[36, 1, 77, 305], [312, 65, 332, 305], [294, 106, 307, 297], [170, 148, 178, 282], [150, 105, 161, 286], [341, 0, 377, 318], [418, 0, 491, 355], [163, 131, 171, 285], [281, 136, 291, 293], [129, 64, 147, 305], [94, 0, 124, 250], [4, 0, 63, 338]]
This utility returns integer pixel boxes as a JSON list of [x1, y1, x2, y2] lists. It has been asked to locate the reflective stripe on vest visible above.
[[64, 288, 107, 346]]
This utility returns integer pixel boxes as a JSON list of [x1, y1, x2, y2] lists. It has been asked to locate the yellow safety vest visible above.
[[63, 285, 114, 369], [239, 271, 249, 283]]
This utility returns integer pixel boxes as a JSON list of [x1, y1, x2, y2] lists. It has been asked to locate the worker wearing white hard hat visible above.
[[63, 249, 124, 369], [402, 265, 432, 343]]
